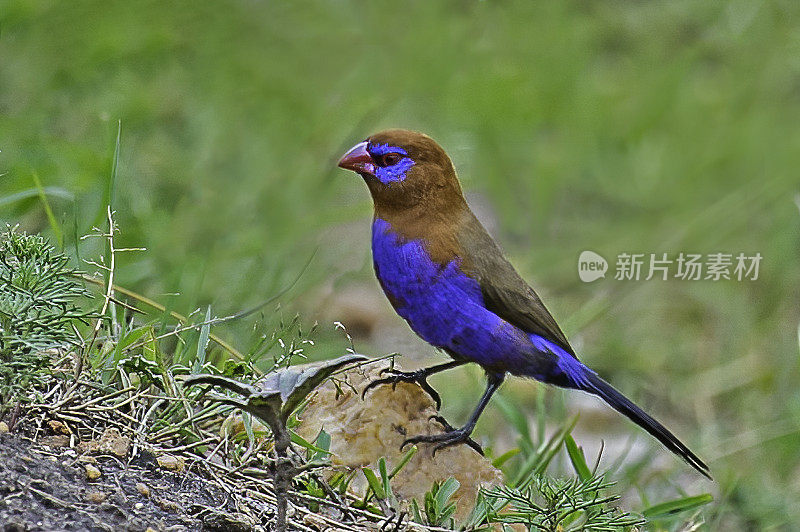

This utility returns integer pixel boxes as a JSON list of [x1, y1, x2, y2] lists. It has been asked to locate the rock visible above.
[[295, 365, 504, 520], [136, 482, 151, 497], [157, 498, 180, 512], [77, 428, 130, 458], [84, 464, 101, 481], [39, 435, 70, 449], [302, 513, 329, 529], [156, 454, 185, 472], [86, 491, 107, 503], [47, 420, 70, 435], [202, 511, 255, 532]]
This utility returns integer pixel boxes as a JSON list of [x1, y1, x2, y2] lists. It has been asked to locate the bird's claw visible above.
[[428, 415, 454, 430], [362, 368, 442, 408], [401, 417, 483, 456]]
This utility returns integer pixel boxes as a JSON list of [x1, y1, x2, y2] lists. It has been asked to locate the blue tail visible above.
[[527, 335, 710, 478], [580, 370, 711, 479]]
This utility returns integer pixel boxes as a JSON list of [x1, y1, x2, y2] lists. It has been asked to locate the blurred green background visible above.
[[2, 0, 799, 528]]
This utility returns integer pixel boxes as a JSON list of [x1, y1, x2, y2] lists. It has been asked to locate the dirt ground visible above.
[[0, 433, 264, 532]]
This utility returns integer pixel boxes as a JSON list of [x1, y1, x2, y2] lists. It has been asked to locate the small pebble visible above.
[[303, 514, 327, 528], [86, 491, 107, 503], [158, 498, 180, 512], [40, 435, 70, 448], [156, 454, 185, 472], [136, 482, 150, 497], [48, 420, 70, 434], [135, 502, 144, 510], [85, 464, 101, 481], [0, 421, 9, 433]]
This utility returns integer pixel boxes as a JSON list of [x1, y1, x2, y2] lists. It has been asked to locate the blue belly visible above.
[[372, 218, 532, 372], [370, 217, 592, 386]]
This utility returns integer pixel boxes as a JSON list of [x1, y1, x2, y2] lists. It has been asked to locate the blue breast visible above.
[[371, 219, 549, 377], [371, 218, 592, 385]]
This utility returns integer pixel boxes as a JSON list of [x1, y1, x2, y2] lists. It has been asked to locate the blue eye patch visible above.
[[369, 143, 408, 156], [368, 143, 415, 184]]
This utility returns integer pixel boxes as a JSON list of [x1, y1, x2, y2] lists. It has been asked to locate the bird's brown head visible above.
[[338, 129, 465, 216]]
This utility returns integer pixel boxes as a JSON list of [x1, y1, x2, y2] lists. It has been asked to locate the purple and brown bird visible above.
[[337, 129, 710, 478]]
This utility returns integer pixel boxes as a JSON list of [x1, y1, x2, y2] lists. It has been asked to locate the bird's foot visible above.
[[362, 367, 442, 408], [401, 416, 483, 456]]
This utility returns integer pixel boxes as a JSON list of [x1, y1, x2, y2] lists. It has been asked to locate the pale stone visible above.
[[84, 464, 101, 481], [157, 454, 185, 472], [296, 365, 504, 521], [136, 482, 151, 497]]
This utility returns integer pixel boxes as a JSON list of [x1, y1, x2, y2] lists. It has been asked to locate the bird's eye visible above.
[[379, 153, 402, 167]]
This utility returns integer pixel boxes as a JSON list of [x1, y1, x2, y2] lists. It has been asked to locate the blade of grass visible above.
[[434, 477, 460, 509], [494, 392, 533, 453], [31, 171, 62, 248], [193, 306, 212, 372], [105, 119, 121, 212], [0, 186, 73, 207], [642, 494, 714, 519], [290, 430, 331, 456], [513, 415, 579, 487], [362, 467, 385, 500], [565, 434, 592, 481], [491, 447, 520, 469], [389, 445, 417, 479], [378, 457, 392, 500]]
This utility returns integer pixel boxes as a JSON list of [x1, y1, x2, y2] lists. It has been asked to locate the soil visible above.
[[0, 433, 265, 532]]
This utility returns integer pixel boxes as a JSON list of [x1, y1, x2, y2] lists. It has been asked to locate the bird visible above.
[[337, 129, 710, 479]]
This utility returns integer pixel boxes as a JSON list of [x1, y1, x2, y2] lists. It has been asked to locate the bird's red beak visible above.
[[338, 141, 375, 176]]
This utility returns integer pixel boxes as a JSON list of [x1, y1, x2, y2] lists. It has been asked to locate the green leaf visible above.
[[254, 353, 368, 419], [194, 306, 212, 372], [435, 477, 460, 509], [493, 393, 533, 450], [106, 119, 121, 211], [31, 171, 62, 248], [565, 434, 592, 481], [513, 415, 579, 486], [642, 493, 713, 519], [117, 326, 151, 352], [363, 467, 386, 499], [314, 428, 331, 452], [491, 447, 520, 469], [389, 445, 417, 479], [378, 457, 393, 500], [290, 430, 331, 456], [0, 186, 73, 208], [410, 499, 423, 523], [144, 328, 159, 362], [243, 412, 255, 444]]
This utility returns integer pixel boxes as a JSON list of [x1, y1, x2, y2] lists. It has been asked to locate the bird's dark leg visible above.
[[362, 360, 465, 409], [401, 372, 505, 456]]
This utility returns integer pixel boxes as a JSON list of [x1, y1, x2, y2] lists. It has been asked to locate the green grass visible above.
[[2, 0, 799, 528], [0, 225, 713, 531]]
